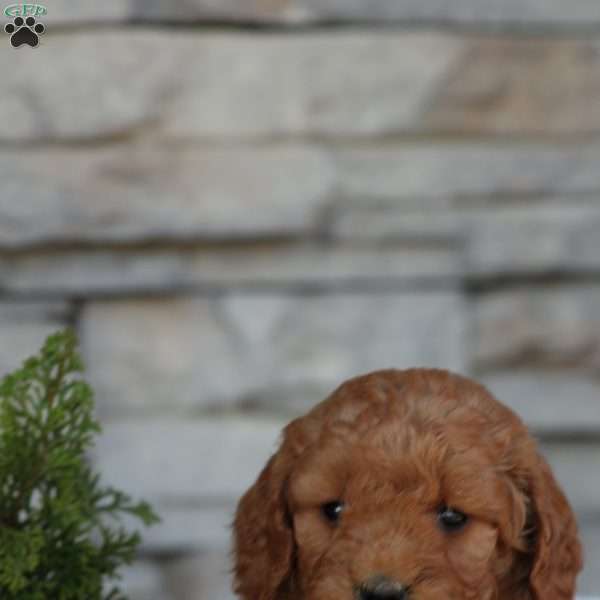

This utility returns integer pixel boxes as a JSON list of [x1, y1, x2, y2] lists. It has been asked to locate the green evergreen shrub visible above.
[[0, 330, 159, 599]]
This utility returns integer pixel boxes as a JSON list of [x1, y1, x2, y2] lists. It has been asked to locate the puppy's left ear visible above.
[[233, 447, 295, 600], [527, 453, 583, 600]]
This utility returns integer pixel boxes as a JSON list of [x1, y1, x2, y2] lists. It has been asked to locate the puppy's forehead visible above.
[[288, 370, 528, 499], [312, 415, 495, 482], [307, 369, 521, 439]]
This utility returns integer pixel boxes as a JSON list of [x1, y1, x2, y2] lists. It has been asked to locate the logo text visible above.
[[4, 4, 47, 17]]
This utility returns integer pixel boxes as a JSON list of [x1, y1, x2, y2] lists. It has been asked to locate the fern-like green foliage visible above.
[[0, 330, 159, 600]]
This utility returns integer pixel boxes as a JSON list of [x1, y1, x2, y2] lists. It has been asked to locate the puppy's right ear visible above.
[[233, 448, 294, 600], [527, 453, 583, 600]]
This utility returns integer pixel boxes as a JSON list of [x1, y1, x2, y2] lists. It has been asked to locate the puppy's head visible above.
[[233, 369, 582, 600]]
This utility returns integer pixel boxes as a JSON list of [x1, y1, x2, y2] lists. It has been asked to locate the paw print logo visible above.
[[4, 15, 45, 47]]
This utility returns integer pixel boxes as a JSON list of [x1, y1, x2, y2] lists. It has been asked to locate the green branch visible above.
[[0, 330, 159, 600]]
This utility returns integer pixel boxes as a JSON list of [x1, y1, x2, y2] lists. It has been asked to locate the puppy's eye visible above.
[[438, 506, 468, 532], [321, 501, 344, 523]]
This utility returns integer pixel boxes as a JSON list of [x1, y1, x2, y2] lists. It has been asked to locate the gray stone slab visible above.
[[578, 518, 600, 595], [81, 298, 253, 415], [4, 32, 600, 141], [164, 550, 236, 600], [0, 31, 173, 142], [283, 0, 600, 26], [473, 286, 600, 369], [139, 505, 235, 552], [332, 203, 462, 243], [40, 0, 600, 26], [0, 300, 68, 322], [334, 145, 600, 200], [119, 561, 171, 600], [0, 301, 69, 377], [81, 293, 466, 416], [3, 141, 600, 248], [38, 1, 130, 24], [540, 442, 600, 516], [0, 244, 460, 295], [481, 372, 600, 435], [159, 33, 461, 139], [41, 0, 285, 24], [0, 144, 333, 247], [93, 418, 280, 551], [0, 31, 460, 142], [425, 38, 600, 136], [465, 205, 600, 275], [334, 200, 600, 275], [92, 418, 283, 501]]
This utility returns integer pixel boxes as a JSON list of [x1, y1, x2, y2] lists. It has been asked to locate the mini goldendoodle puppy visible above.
[[233, 369, 583, 600]]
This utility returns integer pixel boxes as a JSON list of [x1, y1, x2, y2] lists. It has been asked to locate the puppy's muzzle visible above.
[[357, 575, 409, 600]]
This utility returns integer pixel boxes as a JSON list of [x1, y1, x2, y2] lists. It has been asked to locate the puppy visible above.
[[233, 369, 583, 600]]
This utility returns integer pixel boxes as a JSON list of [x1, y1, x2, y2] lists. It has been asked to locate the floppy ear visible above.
[[527, 453, 583, 600], [233, 448, 295, 600]]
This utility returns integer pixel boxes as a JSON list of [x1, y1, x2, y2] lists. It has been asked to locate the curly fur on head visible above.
[[233, 369, 583, 600]]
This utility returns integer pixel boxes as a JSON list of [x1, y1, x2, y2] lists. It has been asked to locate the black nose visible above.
[[358, 575, 408, 600]]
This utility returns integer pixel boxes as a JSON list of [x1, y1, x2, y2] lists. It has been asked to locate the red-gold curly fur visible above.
[[233, 369, 583, 600]]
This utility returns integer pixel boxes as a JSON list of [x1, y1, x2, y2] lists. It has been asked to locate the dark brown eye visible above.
[[321, 501, 344, 523], [438, 506, 468, 532]]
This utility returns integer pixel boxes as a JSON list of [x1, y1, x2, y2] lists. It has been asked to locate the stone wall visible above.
[[1, 2, 599, 597]]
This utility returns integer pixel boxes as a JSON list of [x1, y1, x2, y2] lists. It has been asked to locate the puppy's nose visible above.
[[358, 575, 408, 600]]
